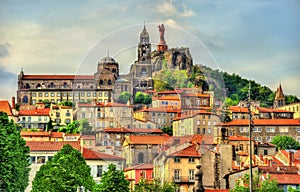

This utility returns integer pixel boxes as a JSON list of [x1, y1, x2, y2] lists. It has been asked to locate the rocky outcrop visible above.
[[151, 47, 193, 73]]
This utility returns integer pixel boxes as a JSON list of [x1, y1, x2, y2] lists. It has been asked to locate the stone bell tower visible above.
[[138, 24, 151, 64]]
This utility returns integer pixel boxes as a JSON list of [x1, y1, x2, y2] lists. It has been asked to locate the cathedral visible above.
[[17, 24, 160, 106]]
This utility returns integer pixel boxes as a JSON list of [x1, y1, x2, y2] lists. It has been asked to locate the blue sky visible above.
[[0, 0, 299, 101]]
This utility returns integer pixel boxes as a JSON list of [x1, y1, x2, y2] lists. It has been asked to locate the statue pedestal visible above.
[[157, 44, 168, 51]]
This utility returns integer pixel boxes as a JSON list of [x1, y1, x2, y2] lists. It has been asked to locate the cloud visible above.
[[157, 1, 177, 16], [164, 19, 177, 27], [0, 42, 12, 58], [180, 3, 196, 17]]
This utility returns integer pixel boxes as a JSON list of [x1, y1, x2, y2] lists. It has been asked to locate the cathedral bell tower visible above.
[[138, 24, 151, 64]]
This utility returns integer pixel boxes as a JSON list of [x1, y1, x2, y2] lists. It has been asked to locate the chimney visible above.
[[11, 97, 16, 109], [288, 151, 294, 166]]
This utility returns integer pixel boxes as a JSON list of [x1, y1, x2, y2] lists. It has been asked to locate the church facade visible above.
[[17, 24, 157, 106]]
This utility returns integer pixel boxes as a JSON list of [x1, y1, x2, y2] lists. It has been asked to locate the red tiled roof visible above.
[[21, 131, 50, 137], [229, 135, 250, 141], [0, 100, 13, 116], [82, 148, 125, 160], [81, 135, 95, 140], [259, 166, 298, 174], [124, 163, 153, 171], [22, 75, 93, 80], [26, 141, 80, 151], [19, 108, 50, 116], [191, 135, 215, 145], [168, 144, 201, 157], [163, 135, 194, 146], [258, 107, 293, 113], [153, 96, 180, 101], [181, 93, 210, 97], [51, 132, 64, 138], [127, 135, 170, 145], [102, 128, 162, 134], [137, 107, 181, 113], [173, 110, 212, 121], [265, 173, 300, 185], [230, 106, 249, 113], [78, 102, 132, 107], [218, 119, 300, 126]]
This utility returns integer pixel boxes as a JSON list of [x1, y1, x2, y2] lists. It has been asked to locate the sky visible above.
[[0, 0, 299, 101]]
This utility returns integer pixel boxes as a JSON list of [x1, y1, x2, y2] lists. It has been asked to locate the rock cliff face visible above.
[[151, 47, 193, 73]]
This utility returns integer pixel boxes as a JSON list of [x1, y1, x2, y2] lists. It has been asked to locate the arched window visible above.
[[138, 152, 144, 163], [108, 79, 112, 85], [141, 67, 147, 75], [112, 68, 117, 73], [25, 83, 30, 89], [90, 85, 94, 89], [36, 83, 41, 89], [63, 82, 68, 88], [99, 80, 104, 85], [23, 95, 28, 103]]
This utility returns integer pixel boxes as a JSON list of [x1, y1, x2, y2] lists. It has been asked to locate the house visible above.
[[277, 102, 300, 119], [122, 134, 170, 167], [49, 103, 73, 126], [17, 103, 50, 130], [124, 163, 153, 191], [0, 99, 17, 121], [21, 131, 80, 142], [173, 110, 219, 136], [217, 119, 300, 143]]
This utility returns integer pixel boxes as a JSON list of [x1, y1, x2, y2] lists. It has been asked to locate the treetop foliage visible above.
[[0, 112, 30, 192], [31, 144, 95, 192], [94, 164, 129, 192], [271, 135, 300, 150]]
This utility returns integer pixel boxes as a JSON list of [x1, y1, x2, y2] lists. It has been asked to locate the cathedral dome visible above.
[[99, 56, 117, 64]]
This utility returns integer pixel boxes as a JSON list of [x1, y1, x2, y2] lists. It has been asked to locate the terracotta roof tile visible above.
[[82, 148, 125, 160], [258, 107, 293, 113], [191, 135, 215, 145], [23, 75, 93, 80], [102, 128, 162, 133], [153, 96, 180, 101], [21, 131, 50, 137], [265, 173, 300, 185], [19, 108, 50, 116], [138, 107, 181, 113], [124, 163, 153, 171], [81, 135, 95, 140], [78, 102, 132, 107], [173, 110, 212, 121], [230, 106, 249, 113], [51, 132, 64, 138], [0, 100, 13, 116], [259, 166, 298, 174], [229, 135, 250, 141], [26, 141, 80, 151], [218, 119, 300, 126], [127, 135, 170, 145], [168, 144, 201, 157]]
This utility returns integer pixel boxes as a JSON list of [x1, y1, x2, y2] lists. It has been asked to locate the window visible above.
[[39, 93, 43, 97], [140, 171, 146, 178], [23, 95, 28, 103], [99, 93, 102, 97], [266, 136, 272, 142], [87, 92, 91, 97], [253, 127, 262, 132], [97, 165, 103, 177], [30, 156, 36, 164], [174, 169, 180, 180], [266, 127, 275, 132], [297, 128, 300, 132], [197, 120, 200, 125], [239, 144, 243, 151], [66, 110, 71, 116], [264, 149, 268, 155], [138, 153, 144, 163], [45, 92, 49, 97], [104, 93, 108, 97], [240, 127, 244, 132], [189, 170, 195, 181], [174, 157, 180, 163], [38, 116, 42, 121], [57, 92, 60, 97], [81, 93, 85, 97], [208, 128, 211, 134], [32, 93, 36, 97], [279, 127, 288, 133], [197, 128, 200, 134], [188, 157, 194, 163], [37, 156, 46, 164]]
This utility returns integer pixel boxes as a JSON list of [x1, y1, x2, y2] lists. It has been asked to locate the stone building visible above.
[[17, 55, 118, 106], [122, 134, 170, 168]]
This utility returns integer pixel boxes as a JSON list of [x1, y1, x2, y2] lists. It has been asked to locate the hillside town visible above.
[[1, 24, 300, 192]]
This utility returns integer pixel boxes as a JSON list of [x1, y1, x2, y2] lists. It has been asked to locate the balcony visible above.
[[172, 176, 195, 183]]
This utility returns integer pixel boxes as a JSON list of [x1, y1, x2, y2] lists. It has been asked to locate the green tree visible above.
[[31, 144, 94, 192], [94, 164, 129, 192], [271, 135, 300, 150], [78, 118, 93, 135], [288, 185, 300, 192], [118, 92, 131, 104], [231, 172, 282, 192], [134, 92, 145, 104], [134, 178, 176, 192], [0, 112, 30, 191], [143, 94, 152, 105], [162, 127, 173, 136]]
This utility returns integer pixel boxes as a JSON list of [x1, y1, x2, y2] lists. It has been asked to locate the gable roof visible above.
[[21, 131, 50, 137], [168, 144, 201, 158], [26, 141, 81, 151], [126, 135, 170, 145], [124, 163, 153, 171], [101, 128, 162, 134], [218, 119, 300, 126], [19, 108, 50, 116], [0, 100, 13, 116], [82, 148, 125, 160], [266, 173, 300, 185]]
